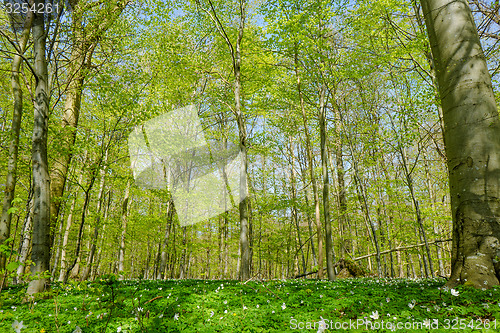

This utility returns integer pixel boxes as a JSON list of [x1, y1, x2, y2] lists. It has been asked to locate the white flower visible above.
[[224, 310, 228, 313], [223, 300, 227, 304], [408, 303, 414, 309], [423, 319, 430, 327], [12, 320, 26, 333], [320, 295, 323, 298], [281, 303, 286, 310], [117, 327, 122, 332], [72, 327, 82, 333], [137, 307, 143, 312], [256, 304, 259, 308], [370, 311, 379, 320], [450, 289, 459, 297], [174, 313, 179, 320], [317, 317, 327, 333], [210, 311, 214, 317], [386, 297, 390, 303], [243, 306, 248, 310]]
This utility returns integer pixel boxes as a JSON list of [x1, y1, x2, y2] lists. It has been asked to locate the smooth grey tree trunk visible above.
[[27, 1, 51, 296], [420, 0, 500, 288]]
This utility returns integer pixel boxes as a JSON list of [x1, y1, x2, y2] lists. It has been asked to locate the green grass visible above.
[[1, 277, 499, 332]]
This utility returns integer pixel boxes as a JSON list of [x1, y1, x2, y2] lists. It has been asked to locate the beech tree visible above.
[[26, 0, 51, 296], [420, 0, 500, 288]]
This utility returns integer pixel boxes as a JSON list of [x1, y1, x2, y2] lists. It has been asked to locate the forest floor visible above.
[[0, 277, 499, 332]]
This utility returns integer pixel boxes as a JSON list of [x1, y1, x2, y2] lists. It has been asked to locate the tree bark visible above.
[[420, 0, 500, 288], [27, 1, 51, 296]]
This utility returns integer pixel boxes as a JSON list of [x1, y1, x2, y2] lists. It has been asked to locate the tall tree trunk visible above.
[[49, 0, 129, 245], [27, 1, 51, 296], [49, 3, 88, 245], [319, 85, 335, 281], [118, 179, 131, 279], [420, 0, 500, 288], [233, 0, 251, 282], [0, 9, 33, 273], [294, 49, 324, 279], [334, 104, 349, 258]]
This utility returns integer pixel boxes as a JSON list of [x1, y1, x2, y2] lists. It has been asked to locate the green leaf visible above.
[[6, 261, 20, 272]]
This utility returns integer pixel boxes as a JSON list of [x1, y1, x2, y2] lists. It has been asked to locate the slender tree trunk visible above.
[[50, 208, 65, 280], [57, 186, 79, 282], [400, 147, 434, 277], [233, 0, 251, 282], [49, 0, 129, 245], [421, 0, 500, 288], [15, 190, 33, 284], [158, 198, 173, 279], [179, 226, 188, 279], [118, 179, 131, 279], [422, 148, 445, 276], [0, 9, 33, 272], [289, 137, 306, 274], [49, 8, 86, 246], [334, 104, 349, 258], [27, 1, 51, 296], [294, 49, 324, 279], [352, 164, 382, 276], [81, 150, 108, 281], [319, 85, 335, 281]]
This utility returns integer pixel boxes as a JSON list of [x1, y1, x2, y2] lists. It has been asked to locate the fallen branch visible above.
[[145, 296, 163, 304], [293, 239, 451, 279]]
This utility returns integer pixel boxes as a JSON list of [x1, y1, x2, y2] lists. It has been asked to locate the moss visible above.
[[336, 259, 373, 277]]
